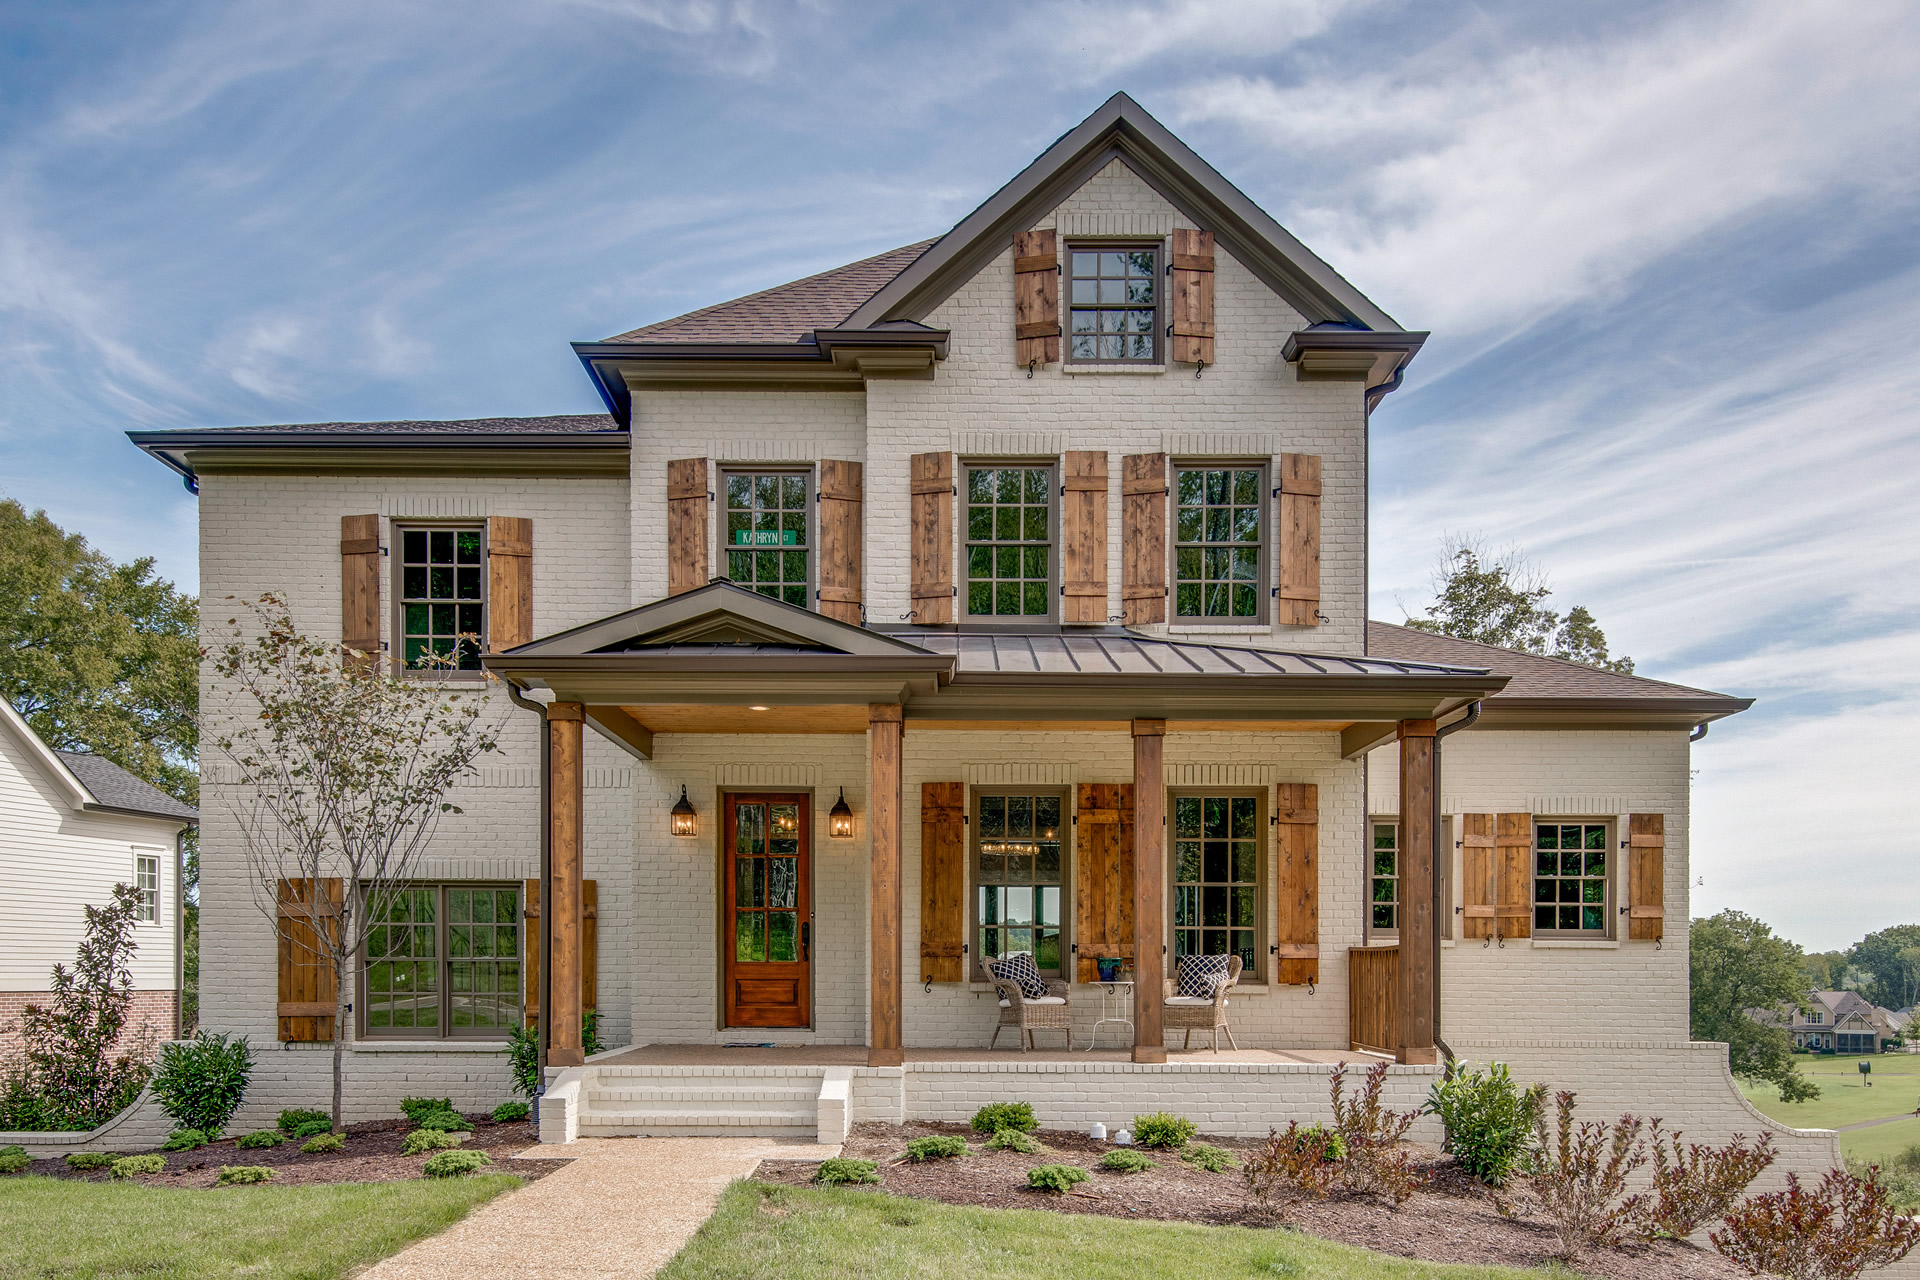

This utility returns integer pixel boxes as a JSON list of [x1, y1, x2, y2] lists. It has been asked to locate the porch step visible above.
[[586, 1087, 817, 1111], [574, 1065, 827, 1139], [578, 1108, 817, 1137]]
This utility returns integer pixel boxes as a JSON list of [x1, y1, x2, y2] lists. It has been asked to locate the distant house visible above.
[[1758, 990, 1897, 1054], [0, 699, 198, 1052]]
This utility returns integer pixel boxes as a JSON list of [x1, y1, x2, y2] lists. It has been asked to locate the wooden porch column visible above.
[[547, 702, 586, 1068], [1131, 719, 1167, 1063], [1396, 719, 1438, 1064], [868, 704, 905, 1067]]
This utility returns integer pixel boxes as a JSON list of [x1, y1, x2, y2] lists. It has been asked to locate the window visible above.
[[1533, 822, 1610, 935], [964, 464, 1053, 618], [1173, 465, 1265, 620], [974, 791, 1065, 977], [134, 854, 159, 923], [723, 470, 811, 607], [1808, 1010, 1824, 1025], [1068, 245, 1158, 363], [1371, 822, 1398, 933], [1172, 792, 1261, 976], [396, 526, 485, 672], [362, 884, 521, 1038]]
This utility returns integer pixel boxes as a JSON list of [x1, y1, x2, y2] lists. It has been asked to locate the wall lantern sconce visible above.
[[828, 787, 855, 840], [670, 785, 699, 838]]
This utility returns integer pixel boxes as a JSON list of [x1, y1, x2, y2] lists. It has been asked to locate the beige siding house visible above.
[[130, 94, 1832, 1170]]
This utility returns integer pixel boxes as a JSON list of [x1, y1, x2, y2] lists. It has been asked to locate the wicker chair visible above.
[[1162, 955, 1242, 1052], [987, 966, 1072, 1052]]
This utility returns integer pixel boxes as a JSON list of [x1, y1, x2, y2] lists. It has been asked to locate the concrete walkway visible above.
[[357, 1135, 842, 1280]]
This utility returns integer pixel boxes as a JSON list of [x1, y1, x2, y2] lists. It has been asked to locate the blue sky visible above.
[[2, 1, 1916, 950]]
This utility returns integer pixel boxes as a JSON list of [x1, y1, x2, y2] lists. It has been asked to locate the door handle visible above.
[[800, 921, 810, 961]]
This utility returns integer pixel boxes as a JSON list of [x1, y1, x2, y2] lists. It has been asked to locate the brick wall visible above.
[[0, 988, 176, 1057]]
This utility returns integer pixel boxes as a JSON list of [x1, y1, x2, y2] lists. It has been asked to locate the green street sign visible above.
[[734, 530, 798, 546]]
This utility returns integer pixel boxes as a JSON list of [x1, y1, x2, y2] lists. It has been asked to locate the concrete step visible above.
[[587, 1087, 817, 1108], [577, 1108, 817, 1137]]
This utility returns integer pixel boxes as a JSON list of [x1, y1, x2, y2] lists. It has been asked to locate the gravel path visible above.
[[355, 1136, 843, 1279]]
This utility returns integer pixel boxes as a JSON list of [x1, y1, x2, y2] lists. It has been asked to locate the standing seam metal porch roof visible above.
[[898, 630, 1488, 679]]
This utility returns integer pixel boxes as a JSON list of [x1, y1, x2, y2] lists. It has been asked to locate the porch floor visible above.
[[595, 1043, 1385, 1067]]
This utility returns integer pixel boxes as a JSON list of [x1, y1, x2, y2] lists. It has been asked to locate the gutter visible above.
[[1431, 700, 1481, 1063], [126, 429, 630, 487], [503, 680, 551, 1137]]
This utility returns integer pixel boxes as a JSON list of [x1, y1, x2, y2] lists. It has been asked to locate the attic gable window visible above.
[[724, 470, 811, 608], [1069, 246, 1158, 363]]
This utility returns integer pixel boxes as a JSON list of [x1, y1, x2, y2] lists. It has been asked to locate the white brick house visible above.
[[130, 94, 1831, 1168]]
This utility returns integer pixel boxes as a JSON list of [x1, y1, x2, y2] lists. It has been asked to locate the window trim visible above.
[[959, 458, 1060, 626], [1065, 239, 1165, 366], [132, 850, 161, 926], [1169, 459, 1271, 626], [390, 519, 489, 681], [1530, 817, 1615, 939], [968, 785, 1071, 982], [1366, 815, 1455, 944], [717, 464, 816, 611], [1167, 786, 1266, 984], [356, 882, 524, 1042]]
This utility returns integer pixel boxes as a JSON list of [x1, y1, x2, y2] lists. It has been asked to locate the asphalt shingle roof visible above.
[[56, 752, 197, 821], [1366, 621, 1745, 704]]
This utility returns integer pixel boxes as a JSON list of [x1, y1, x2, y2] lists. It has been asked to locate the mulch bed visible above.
[[754, 1121, 1745, 1280], [18, 1115, 560, 1189]]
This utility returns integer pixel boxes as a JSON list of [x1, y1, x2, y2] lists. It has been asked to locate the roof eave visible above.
[[572, 331, 951, 420], [129, 429, 631, 483], [1474, 695, 1755, 729]]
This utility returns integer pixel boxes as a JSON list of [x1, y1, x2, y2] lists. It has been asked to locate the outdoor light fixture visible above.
[[828, 788, 855, 840], [670, 785, 698, 837]]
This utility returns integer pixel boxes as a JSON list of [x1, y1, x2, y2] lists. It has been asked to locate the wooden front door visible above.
[[723, 793, 811, 1027]]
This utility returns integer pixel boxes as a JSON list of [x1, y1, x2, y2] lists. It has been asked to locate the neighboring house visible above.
[[0, 699, 197, 1053], [1752, 991, 1897, 1054], [130, 94, 1826, 1168]]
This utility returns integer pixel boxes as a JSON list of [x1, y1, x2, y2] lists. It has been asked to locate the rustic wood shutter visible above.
[[817, 459, 864, 624], [1061, 451, 1109, 625], [1074, 783, 1135, 983], [666, 459, 709, 596], [486, 517, 533, 650], [1121, 453, 1168, 625], [1461, 814, 1496, 941], [277, 878, 341, 1042], [1496, 812, 1532, 940], [1276, 454, 1321, 626], [1013, 229, 1060, 367], [1168, 229, 1215, 366], [919, 783, 965, 982], [1274, 783, 1319, 985], [522, 878, 598, 1026], [909, 451, 954, 624], [1628, 813, 1665, 941], [340, 515, 381, 664]]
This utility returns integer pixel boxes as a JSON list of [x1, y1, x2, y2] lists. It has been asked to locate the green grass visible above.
[[658, 1181, 1559, 1280], [0, 1173, 520, 1280], [1738, 1053, 1920, 1159]]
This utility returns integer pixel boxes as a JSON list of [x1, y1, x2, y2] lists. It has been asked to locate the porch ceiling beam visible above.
[[584, 705, 653, 760], [1340, 722, 1396, 758]]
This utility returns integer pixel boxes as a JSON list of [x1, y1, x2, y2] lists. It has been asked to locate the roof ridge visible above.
[[1368, 618, 1719, 698]]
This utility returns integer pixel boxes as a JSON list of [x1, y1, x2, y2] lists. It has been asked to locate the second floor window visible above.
[[398, 527, 484, 672], [1174, 466, 1265, 620], [965, 465, 1052, 618], [1069, 246, 1158, 363], [725, 471, 810, 607]]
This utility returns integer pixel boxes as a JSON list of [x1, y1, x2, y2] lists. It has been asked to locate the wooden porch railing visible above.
[[1348, 946, 1400, 1056]]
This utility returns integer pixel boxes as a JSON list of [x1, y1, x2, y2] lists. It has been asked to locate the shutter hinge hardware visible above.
[[1027, 359, 1037, 379], [1194, 359, 1205, 380]]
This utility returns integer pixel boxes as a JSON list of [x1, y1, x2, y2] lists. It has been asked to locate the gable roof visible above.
[[0, 699, 195, 823]]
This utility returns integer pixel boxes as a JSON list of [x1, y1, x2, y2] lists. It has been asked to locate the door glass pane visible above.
[[769, 858, 798, 909], [769, 912, 797, 961], [735, 912, 765, 962], [737, 804, 764, 855], [736, 858, 764, 909]]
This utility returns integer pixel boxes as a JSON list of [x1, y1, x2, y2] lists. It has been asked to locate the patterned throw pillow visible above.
[[990, 952, 1050, 1001], [1176, 953, 1233, 999]]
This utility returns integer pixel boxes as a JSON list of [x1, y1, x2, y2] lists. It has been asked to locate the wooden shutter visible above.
[[920, 783, 965, 982], [1628, 813, 1665, 941], [1013, 229, 1060, 367], [486, 517, 533, 650], [1276, 454, 1321, 626], [1461, 814, 1496, 941], [523, 878, 598, 1025], [1061, 451, 1109, 625], [1074, 783, 1134, 983], [909, 451, 954, 624], [277, 878, 341, 1042], [340, 515, 380, 665], [1274, 783, 1319, 985], [1168, 229, 1215, 366], [818, 459, 864, 625], [1496, 813, 1532, 940], [666, 459, 708, 596], [1121, 453, 1168, 625]]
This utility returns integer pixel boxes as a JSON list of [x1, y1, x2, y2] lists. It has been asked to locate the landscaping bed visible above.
[[754, 1120, 1744, 1280]]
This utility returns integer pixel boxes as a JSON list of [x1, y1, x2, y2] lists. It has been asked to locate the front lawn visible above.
[[0, 1173, 520, 1279], [1739, 1053, 1920, 1159], [658, 1181, 1556, 1280]]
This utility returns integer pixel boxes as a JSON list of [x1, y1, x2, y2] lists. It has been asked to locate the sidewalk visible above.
[[356, 1135, 842, 1280]]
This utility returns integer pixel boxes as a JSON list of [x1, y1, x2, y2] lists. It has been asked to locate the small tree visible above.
[[208, 595, 502, 1130], [1403, 535, 1634, 673]]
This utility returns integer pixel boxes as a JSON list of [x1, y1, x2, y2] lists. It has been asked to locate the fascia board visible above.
[[1470, 697, 1754, 730], [0, 701, 96, 811], [498, 585, 943, 659]]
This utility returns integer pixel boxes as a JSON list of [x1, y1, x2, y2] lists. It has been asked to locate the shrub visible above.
[[1713, 1166, 1920, 1280], [1100, 1148, 1155, 1173], [403, 1128, 465, 1156], [417, 1109, 474, 1132], [1132, 1112, 1197, 1149], [292, 1119, 333, 1141], [902, 1135, 968, 1162], [1522, 1091, 1647, 1257], [506, 1015, 600, 1099], [1858, 1151, 1920, 1215], [1027, 1163, 1091, 1193], [1424, 1060, 1544, 1186], [970, 1101, 1037, 1134], [1291, 1124, 1347, 1164], [216, 1165, 274, 1185], [110, 1153, 165, 1179], [1182, 1142, 1239, 1174], [0, 1152, 28, 1175], [150, 1033, 253, 1138], [422, 1149, 493, 1179], [399, 1097, 454, 1125], [987, 1127, 1042, 1154], [815, 1157, 881, 1185], [301, 1133, 345, 1154], [1244, 1123, 1341, 1216], [161, 1128, 206, 1151], [1329, 1060, 1423, 1204], [235, 1130, 284, 1150], [492, 1101, 530, 1123], [1629, 1122, 1776, 1239], [65, 1151, 116, 1170], [278, 1108, 329, 1135]]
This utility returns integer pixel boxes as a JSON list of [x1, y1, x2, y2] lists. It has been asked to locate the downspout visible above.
[[504, 680, 550, 1136], [1432, 701, 1482, 1063], [174, 824, 191, 1040], [1690, 722, 1709, 743]]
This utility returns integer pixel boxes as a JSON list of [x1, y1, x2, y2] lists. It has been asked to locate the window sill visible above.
[[1167, 624, 1268, 635], [351, 1040, 509, 1053], [1061, 364, 1166, 376], [1530, 938, 1622, 949]]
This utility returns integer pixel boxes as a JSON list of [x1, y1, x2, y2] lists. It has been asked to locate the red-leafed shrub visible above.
[[1243, 1122, 1341, 1216], [1712, 1166, 1920, 1280], [1329, 1060, 1424, 1204], [1630, 1122, 1776, 1239], [1524, 1090, 1647, 1257]]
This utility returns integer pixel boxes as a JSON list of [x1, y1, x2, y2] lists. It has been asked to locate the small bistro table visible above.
[[1082, 980, 1134, 1051]]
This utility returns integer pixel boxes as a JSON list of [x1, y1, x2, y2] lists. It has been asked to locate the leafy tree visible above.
[[1800, 950, 1850, 993], [1404, 536, 1634, 673], [1692, 911, 1819, 1102], [1847, 926, 1920, 1010]]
